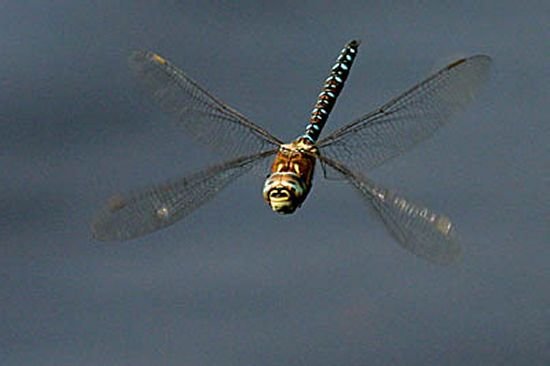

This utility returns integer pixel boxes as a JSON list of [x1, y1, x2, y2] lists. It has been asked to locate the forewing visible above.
[[130, 51, 282, 157], [320, 156, 461, 264], [92, 150, 277, 241], [318, 55, 492, 173]]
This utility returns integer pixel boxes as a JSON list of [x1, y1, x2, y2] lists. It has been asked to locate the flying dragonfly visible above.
[[92, 40, 491, 264]]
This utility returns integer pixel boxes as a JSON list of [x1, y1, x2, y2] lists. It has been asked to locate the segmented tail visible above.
[[303, 40, 360, 142]]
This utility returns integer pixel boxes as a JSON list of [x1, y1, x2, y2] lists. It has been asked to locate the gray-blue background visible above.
[[2, 1, 548, 365]]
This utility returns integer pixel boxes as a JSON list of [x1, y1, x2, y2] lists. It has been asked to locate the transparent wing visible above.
[[130, 51, 282, 157], [320, 156, 461, 264], [92, 150, 277, 241], [318, 55, 492, 173]]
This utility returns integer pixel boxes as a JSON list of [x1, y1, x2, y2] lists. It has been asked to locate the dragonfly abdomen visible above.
[[303, 40, 360, 142]]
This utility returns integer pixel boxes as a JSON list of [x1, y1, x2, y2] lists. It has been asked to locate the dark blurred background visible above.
[[1, 1, 548, 365]]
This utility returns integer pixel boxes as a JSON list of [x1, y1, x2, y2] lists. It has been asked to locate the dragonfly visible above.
[[92, 40, 491, 264]]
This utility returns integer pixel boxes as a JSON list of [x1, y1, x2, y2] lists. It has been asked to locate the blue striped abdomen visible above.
[[303, 40, 360, 142]]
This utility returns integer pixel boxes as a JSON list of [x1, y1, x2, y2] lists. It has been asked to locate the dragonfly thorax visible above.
[[262, 138, 317, 214]]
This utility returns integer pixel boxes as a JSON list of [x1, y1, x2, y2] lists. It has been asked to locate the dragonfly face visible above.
[[263, 138, 317, 214]]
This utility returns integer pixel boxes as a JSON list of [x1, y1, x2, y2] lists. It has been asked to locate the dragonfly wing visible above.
[[318, 55, 492, 173], [92, 150, 277, 241], [320, 156, 461, 264], [130, 51, 282, 157]]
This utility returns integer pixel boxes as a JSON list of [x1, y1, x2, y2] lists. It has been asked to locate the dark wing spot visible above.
[[447, 58, 466, 70]]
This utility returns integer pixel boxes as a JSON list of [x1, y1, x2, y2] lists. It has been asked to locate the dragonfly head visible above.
[[263, 172, 307, 214]]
